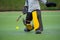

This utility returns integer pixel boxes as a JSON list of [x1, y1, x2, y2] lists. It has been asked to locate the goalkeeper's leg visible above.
[[23, 12, 34, 32], [32, 9, 43, 34]]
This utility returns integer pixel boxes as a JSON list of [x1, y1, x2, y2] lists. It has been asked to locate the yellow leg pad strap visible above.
[[32, 11, 39, 30], [26, 24, 32, 30]]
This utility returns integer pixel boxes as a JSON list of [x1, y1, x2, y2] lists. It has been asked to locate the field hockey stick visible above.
[[16, 14, 24, 30], [16, 15, 22, 22], [16, 15, 21, 22]]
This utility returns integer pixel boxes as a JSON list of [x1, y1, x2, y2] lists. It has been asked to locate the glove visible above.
[[46, 2, 56, 7], [22, 6, 28, 14]]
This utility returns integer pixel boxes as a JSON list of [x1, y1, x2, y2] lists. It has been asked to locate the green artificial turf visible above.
[[0, 11, 60, 40]]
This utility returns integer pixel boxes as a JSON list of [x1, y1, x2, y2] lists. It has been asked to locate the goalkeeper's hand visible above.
[[46, 2, 56, 7], [22, 6, 28, 14]]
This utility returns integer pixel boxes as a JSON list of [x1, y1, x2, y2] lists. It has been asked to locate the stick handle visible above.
[[17, 15, 22, 22]]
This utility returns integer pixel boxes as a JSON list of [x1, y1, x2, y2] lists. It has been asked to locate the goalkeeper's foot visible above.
[[24, 24, 34, 32], [35, 30, 42, 34], [23, 19, 34, 32]]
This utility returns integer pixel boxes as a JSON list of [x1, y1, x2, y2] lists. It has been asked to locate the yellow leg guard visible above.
[[32, 11, 39, 30]]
